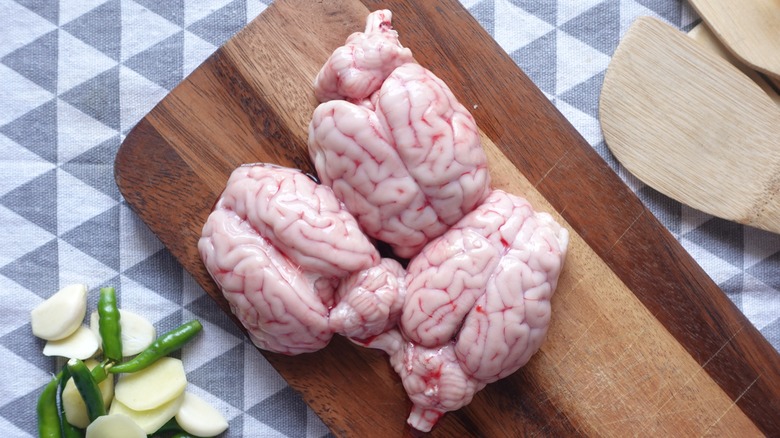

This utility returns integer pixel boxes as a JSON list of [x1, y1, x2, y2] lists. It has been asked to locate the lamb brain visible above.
[[362, 329, 484, 433], [309, 12, 490, 258], [313, 9, 413, 102], [375, 63, 490, 228], [309, 100, 447, 258], [198, 164, 381, 354], [200, 9, 569, 432], [328, 258, 407, 340], [214, 165, 378, 278], [393, 189, 569, 431]]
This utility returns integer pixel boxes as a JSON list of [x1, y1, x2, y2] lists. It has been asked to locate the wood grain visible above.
[[688, 0, 780, 80], [115, 1, 780, 436], [688, 22, 780, 106], [600, 17, 780, 234]]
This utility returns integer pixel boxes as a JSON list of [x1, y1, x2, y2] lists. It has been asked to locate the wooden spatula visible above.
[[599, 16, 780, 234], [688, 0, 780, 81], [688, 22, 780, 107]]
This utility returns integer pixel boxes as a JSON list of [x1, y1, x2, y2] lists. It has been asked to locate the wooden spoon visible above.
[[688, 0, 780, 81], [688, 22, 780, 107], [599, 16, 780, 233]]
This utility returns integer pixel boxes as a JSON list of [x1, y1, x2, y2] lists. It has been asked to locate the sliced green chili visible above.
[[36, 372, 62, 438], [66, 358, 105, 421], [109, 320, 203, 374], [98, 286, 123, 362]]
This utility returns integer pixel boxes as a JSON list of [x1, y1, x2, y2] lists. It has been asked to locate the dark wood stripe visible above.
[[115, 119, 232, 318]]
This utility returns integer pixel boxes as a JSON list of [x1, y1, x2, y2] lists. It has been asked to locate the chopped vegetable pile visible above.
[[30, 284, 229, 437]]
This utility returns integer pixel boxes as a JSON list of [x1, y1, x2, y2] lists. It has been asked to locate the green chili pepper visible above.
[[66, 358, 106, 421], [36, 372, 62, 438], [109, 320, 203, 374], [89, 359, 109, 384], [58, 368, 85, 438], [98, 286, 123, 362]]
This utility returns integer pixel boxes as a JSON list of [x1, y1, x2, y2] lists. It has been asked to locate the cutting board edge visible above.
[[111, 0, 780, 434]]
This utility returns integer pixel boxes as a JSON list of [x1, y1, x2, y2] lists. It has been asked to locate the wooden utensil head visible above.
[[600, 16, 780, 234]]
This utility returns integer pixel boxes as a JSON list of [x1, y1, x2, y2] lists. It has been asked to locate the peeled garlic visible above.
[[62, 359, 115, 428], [114, 357, 187, 411], [175, 391, 229, 437], [42, 326, 98, 360], [85, 414, 146, 438], [109, 394, 184, 434], [90, 309, 156, 356], [31, 284, 88, 341]]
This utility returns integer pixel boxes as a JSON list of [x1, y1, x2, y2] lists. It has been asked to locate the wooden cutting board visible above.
[[114, 0, 780, 436]]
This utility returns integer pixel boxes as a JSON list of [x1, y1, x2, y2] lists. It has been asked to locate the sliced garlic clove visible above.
[[108, 394, 184, 434], [114, 357, 187, 411], [31, 284, 88, 341], [43, 325, 99, 360], [175, 391, 229, 437], [85, 413, 146, 438]]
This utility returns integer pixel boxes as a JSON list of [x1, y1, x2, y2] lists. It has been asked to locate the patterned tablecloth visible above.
[[1, 0, 778, 436]]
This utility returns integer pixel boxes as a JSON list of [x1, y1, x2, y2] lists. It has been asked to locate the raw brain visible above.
[[198, 164, 406, 355], [199, 9, 569, 435], [312, 9, 413, 102], [360, 190, 569, 432], [309, 10, 490, 259]]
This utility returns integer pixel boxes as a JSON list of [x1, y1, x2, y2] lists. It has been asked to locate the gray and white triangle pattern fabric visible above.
[[1, 0, 777, 436]]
